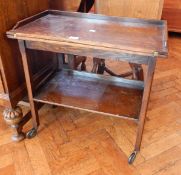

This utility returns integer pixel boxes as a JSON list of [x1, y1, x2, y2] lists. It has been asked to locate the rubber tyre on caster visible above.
[[128, 151, 137, 164], [26, 128, 37, 139]]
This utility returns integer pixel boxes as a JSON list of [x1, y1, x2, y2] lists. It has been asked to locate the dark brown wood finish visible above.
[[34, 70, 143, 120], [7, 10, 168, 163], [18, 40, 40, 129], [50, 0, 82, 11], [93, 0, 164, 79], [135, 57, 157, 151], [0, 1, 57, 141], [162, 0, 181, 32], [7, 11, 168, 58]]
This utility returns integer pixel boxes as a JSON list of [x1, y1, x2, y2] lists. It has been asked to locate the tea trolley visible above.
[[7, 10, 168, 164]]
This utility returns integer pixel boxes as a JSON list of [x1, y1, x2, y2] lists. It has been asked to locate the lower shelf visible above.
[[34, 70, 143, 119]]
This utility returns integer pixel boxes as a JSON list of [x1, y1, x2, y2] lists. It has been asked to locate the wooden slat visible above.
[[0, 154, 13, 169], [141, 133, 181, 159], [0, 164, 15, 175], [24, 137, 51, 175], [137, 146, 181, 175], [12, 144, 34, 175]]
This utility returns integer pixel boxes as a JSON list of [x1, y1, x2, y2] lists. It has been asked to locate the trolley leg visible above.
[[18, 40, 39, 138], [129, 57, 157, 164]]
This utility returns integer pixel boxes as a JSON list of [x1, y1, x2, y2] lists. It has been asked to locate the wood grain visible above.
[[50, 0, 81, 11], [162, 0, 181, 32], [34, 70, 143, 119], [7, 11, 167, 58], [0, 33, 180, 175], [95, 0, 164, 19]]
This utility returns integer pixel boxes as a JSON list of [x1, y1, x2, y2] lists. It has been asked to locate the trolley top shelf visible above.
[[7, 10, 168, 58]]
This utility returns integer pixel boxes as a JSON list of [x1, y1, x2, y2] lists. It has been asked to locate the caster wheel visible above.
[[128, 151, 137, 164], [26, 128, 37, 139]]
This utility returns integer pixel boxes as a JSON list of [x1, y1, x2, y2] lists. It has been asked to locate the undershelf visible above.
[[34, 69, 143, 120]]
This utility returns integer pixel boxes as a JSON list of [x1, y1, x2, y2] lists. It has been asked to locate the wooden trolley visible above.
[[7, 10, 168, 164]]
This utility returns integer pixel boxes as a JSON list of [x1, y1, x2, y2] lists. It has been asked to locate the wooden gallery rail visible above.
[[7, 10, 168, 164]]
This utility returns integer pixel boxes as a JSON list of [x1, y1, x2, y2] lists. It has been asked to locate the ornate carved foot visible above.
[[3, 106, 25, 142]]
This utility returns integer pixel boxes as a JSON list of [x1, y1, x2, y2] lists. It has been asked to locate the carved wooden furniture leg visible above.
[[92, 57, 99, 73], [130, 63, 144, 81], [75, 56, 87, 71], [94, 58, 144, 80], [67, 55, 86, 71], [97, 59, 105, 74], [3, 106, 25, 141], [78, 0, 95, 13], [92, 58, 105, 74]]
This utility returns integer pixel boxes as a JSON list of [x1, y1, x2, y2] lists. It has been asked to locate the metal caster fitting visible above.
[[26, 128, 37, 139], [128, 151, 137, 164]]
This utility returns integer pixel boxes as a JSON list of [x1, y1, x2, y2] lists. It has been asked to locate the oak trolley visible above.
[[7, 10, 168, 164]]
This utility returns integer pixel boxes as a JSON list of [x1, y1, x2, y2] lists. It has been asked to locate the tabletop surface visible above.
[[7, 10, 168, 57]]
